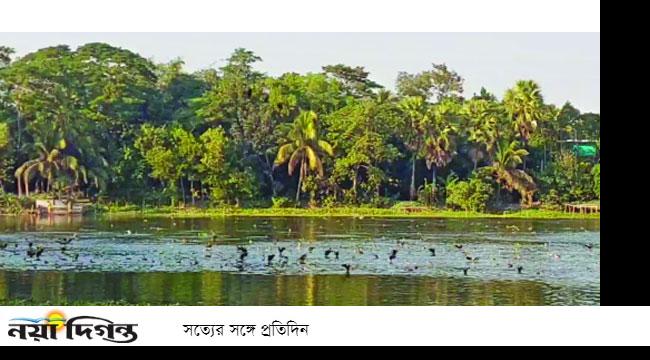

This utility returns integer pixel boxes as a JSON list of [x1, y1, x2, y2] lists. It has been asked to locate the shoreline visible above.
[[93, 207, 600, 220]]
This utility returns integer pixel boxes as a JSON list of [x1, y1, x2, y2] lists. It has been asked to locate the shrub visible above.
[[538, 152, 596, 203], [445, 175, 494, 212], [0, 191, 27, 214], [592, 163, 600, 199], [369, 196, 394, 208], [271, 196, 294, 208]]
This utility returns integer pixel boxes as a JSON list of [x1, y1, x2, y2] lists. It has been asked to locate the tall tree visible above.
[[491, 140, 537, 206], [322, 64, 382, 98], [422, 99, 460, 188], [326, 96, 401, 202], [463, 98, 502, 169], [274, 111, 334, 203], [0, 46, 14, 67], [396, 63, 464, 101], [398, 96, 428, 200], [503, 80, 544, 142]]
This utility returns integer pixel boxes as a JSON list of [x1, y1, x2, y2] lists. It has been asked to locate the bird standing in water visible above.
[[389, 249, 398, 263], [454, 244, 463, 250], [342, 264, 351, 276], [267, 254, 275, 266], [298, 254, 307, 264], [325, 248, 334, 259], [517, 266, 523, 274], [237, 246, 248, 261], [27, 243, 36, 258], [428, 248, 436, 256]]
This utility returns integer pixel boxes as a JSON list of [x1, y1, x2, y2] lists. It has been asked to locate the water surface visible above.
[[0, 215, 600, 305]]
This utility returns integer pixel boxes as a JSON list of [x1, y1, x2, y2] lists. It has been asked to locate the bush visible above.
[[417, 182, 437, 207], [539, 189, 562, 210], [391, 201, 423, 209], [592, 163, 600, 199], [271, 196, 294, 208], [0, 191, 29, 214], [369, 196, 394, 208], [445, 175, 494, 212], [538, 152, 596, 203]]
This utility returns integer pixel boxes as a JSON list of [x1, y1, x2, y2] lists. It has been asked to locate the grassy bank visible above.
[[98, 206, 599, 220]]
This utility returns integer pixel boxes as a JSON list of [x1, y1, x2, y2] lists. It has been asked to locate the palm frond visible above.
[[288, 150, 303, 176]]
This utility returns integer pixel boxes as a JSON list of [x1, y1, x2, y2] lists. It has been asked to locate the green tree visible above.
[[504, 80, 544, 142], [592, 163, 600, 199], [15, 140, 86, 197], [396, 63, 464, 101], [422, 99, 460, 188], [463, 98, 502, 170], [398, 96, 428, 200], [134, 125, 181, 205], [0, 122, 11, 189], [274, 111, 334, 203], [326, 97, 401, 202], [491, 140, 536, 206], [0, 46, 14, 67], [322, 64, 382, 98]]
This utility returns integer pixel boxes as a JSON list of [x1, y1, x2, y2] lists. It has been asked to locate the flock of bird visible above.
[[192, 233, 598, 277], [0, 231, 597, 278]]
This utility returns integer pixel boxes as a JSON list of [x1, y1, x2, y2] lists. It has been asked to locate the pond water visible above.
[[0, 215, 600, 305]]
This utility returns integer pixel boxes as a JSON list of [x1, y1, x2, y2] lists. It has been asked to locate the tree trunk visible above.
[[352, 167, 359, 202], [180, 178, 186, 207], [296, 158, 305, 204], [431, 165, 437, 188], [190, 180, 195, 206], [496, 182, 501, 205], [265, 154, 277, 197], [473, 159, 478, 171], [16, 177, 22, 197], [24, 175, 29, 197], [410, 154, 417, 200]]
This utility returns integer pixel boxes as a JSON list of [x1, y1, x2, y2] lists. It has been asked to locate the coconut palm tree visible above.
[[422, 100, 458, 188], [274, 110, 334, 203], [491, 140, 537, 206], [398, 96, 428, 200], [15, 140, 86, 197], [504, 80, 544, 142]]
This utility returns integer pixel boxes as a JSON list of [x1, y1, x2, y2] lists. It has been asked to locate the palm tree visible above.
[[398, 96, 428, 200], [15, 140, 86, 197], [422, 101, 458, 188], [491, 140, 537, 206], [274, 110, 334, 203], [464, 99, 500, 170], [504, 80, 544, 142]]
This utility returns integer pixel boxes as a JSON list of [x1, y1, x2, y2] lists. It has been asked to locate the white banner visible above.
[[0, 306, 646, 346]]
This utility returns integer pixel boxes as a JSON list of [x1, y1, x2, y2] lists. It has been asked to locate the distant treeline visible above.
[[0, 44, 600, 211]]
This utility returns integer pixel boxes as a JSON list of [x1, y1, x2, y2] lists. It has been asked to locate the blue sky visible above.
[[0, 33, 600, 112]]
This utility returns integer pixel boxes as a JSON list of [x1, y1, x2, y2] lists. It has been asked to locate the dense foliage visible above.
[[0, 43, 600, 212]]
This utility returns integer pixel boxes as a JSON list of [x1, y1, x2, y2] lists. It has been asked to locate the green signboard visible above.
[[572, 144, 597, 157]]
